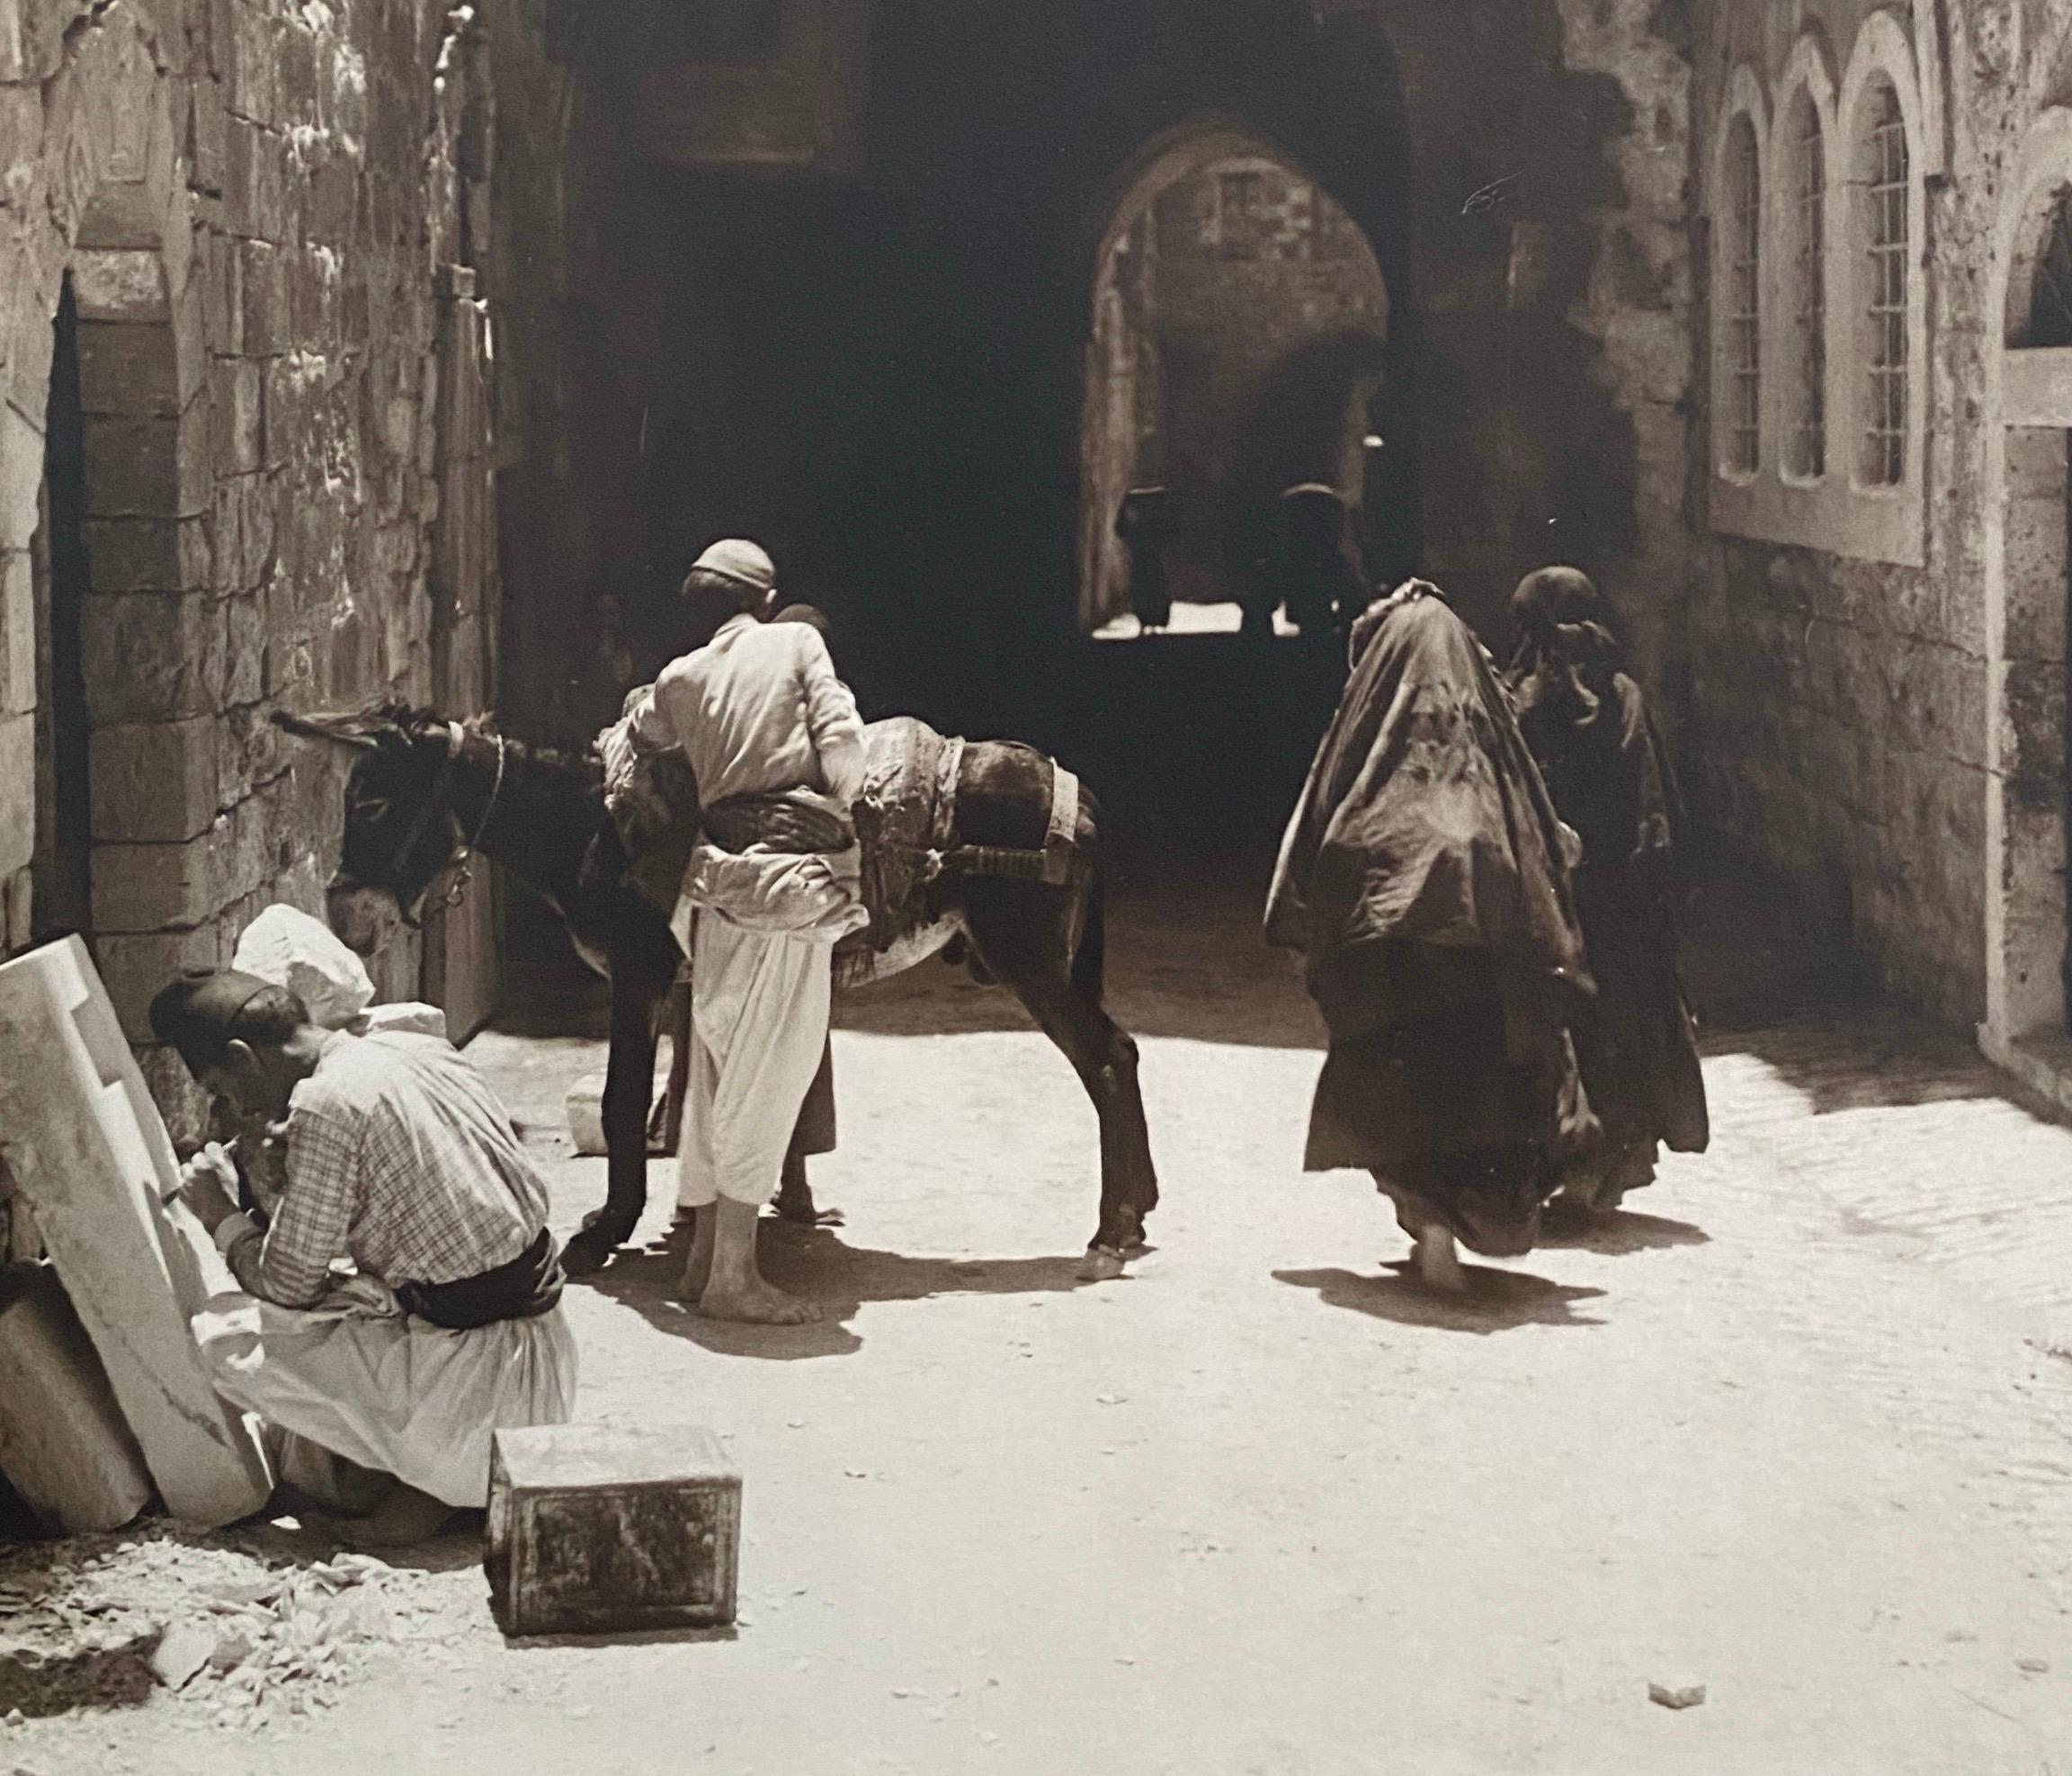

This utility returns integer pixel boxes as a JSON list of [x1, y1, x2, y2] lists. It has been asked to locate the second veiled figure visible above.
[[1506, 567, 1710, 1216], [1266, 579, 1600, 1290]]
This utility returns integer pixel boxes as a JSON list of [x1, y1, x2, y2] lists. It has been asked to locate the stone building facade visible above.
[[1686, 0, 2072, 1093], [0, 0, 509, 1142], [14, 0, 2060, 1129]]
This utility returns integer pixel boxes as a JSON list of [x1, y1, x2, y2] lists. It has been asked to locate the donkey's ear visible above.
[[271, 709, 394, 751]]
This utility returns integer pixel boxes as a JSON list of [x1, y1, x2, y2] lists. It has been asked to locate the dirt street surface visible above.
[[7, 861, 2072, 1775]]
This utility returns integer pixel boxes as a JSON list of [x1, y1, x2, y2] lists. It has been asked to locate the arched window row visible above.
[[1707, 15, 1927, 567]]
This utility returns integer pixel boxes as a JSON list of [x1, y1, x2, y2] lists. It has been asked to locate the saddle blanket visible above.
[[598, 703, 1079, 980]]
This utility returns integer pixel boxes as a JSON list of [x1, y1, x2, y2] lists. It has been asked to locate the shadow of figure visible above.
[[579, 1218, 1105, 1361], [1535, 1207, 1710, 1254], [1273, 1263, 1606, 1334]]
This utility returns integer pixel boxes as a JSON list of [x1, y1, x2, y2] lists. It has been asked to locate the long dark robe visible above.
[[1507, 573, 1709, 1206], [1266, 583, 1599, 1255]]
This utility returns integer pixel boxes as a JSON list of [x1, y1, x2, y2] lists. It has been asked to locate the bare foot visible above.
[[1412, 1228, 1468, 1293], [332, 1482, 455, 1548], [695, 1279, 822, 1325]]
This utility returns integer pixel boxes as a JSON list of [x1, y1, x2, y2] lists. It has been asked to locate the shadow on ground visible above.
[[578, 1219, 1101, 1361], [1535, 1208, 1710, 1254], [1701, 1013, 2002, 1116], [1273, 1264, 1608, 1333]]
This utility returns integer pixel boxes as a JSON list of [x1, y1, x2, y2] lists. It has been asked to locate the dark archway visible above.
[[1078, 128, 1394, 638], [516, 0, 1651, 798], [31, 277, 92, 946]]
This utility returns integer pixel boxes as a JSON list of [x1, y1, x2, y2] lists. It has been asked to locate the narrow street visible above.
[[9, 860, 2072, 1776]]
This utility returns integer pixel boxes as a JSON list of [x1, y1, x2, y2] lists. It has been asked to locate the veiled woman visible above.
[[1266, 580, 1600, 1289], [1506, 567, 1709, 1213]]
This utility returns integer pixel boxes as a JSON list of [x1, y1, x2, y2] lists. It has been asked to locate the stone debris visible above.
[[0, 1528, 411, 1727], [1648, 1679, 1707, 1710]]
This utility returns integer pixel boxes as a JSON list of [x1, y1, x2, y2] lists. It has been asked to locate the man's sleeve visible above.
[[247, 1105, 362, 1307], [798, 630, 867, 804], [624, 674, 678, 754]]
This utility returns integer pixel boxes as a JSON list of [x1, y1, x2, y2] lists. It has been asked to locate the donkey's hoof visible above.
[[563, 1225, 628, 1277], [1076, 1245, 1128, 1283]]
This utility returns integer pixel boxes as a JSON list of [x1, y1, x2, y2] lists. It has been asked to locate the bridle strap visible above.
[[440, 725, 507, 911], [388, 727, 464, 887]]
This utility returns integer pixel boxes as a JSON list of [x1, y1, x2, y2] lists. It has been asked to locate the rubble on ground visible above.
[[0, 1527, 431, 1728]]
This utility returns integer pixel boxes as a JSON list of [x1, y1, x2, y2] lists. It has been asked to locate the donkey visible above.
[[273, 705, 1158, 1281]]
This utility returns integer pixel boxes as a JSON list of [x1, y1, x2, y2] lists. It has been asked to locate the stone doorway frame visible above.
[[1982, 106, 2072, 1102], [1075, 120, 1397, 639], [0, 4, 211, 1032]]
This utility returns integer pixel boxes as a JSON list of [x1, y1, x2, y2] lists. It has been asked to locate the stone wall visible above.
[[1681, 0, 2072, 1031], [0, 0, 509, 1138]]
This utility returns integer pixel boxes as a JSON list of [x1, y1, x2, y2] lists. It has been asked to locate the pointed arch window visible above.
[[1787, 92, 1826, 478], [1857, 77, 1909, 487], [2023, 186, 2072, 348], [1723, 114, 1763, 475]]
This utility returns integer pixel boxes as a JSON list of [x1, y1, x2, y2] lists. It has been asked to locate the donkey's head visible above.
[[272, 704, 469, 942]]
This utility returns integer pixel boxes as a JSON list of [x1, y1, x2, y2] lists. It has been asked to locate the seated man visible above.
[[152, 970, 577, 1545]]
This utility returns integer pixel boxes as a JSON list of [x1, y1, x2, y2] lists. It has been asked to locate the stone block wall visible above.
[[1680, 0, 2072, 1031], [0, 0, 509, 1140], [1688, 540, 1989, 1022]]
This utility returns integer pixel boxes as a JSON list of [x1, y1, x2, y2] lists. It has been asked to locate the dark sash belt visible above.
[[701, 790, 854, 857], [396, 1227, 565, 1331]]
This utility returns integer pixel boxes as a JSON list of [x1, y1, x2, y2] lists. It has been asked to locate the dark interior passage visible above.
[[31, 278, 91, 949], [496, 0, 1667, 861]]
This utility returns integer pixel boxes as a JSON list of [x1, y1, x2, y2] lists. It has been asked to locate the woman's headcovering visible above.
[[1347, 578, 1443, 667], [1512, 566, 1611, 641], [1508, 566, 1620, 726]]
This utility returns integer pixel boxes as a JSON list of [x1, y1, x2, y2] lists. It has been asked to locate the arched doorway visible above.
[[1078, 127, 1396, 638], [30, 276, 93, 947], [1985, 109, 2072, 1074]]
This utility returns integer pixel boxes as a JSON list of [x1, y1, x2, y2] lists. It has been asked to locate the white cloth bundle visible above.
[[231, 905, 447, 1040]]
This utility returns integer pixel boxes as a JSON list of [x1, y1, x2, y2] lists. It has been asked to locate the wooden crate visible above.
[[487, 1424, 740, 1637]]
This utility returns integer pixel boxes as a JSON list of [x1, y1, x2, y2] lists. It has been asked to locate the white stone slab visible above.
[[0, 1264, 152, 1532], [0, 936, 271, 1526]]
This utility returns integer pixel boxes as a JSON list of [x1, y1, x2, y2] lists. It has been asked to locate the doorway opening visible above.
[[1080, 135, 1394, 642], [31, 276, 92, 947]]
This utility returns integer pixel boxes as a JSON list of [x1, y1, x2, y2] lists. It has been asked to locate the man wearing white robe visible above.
[[626, 539, 868, 1325]]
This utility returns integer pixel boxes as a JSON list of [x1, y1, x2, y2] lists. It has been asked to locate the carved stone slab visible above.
[[0, 936, 271, 1526]]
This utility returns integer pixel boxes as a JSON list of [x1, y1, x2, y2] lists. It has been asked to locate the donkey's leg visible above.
[[1022, 981, 1154, 1281], [969, 889, 1156, 1280], [773, 1036, 842, 1227], [565, 968, 664, 1275], [648, 968, 692, 1157]]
